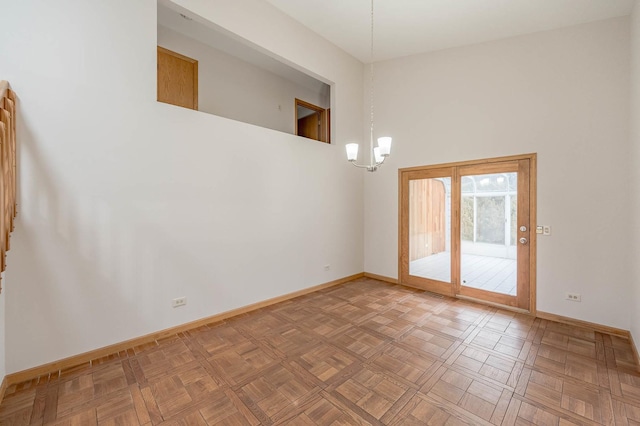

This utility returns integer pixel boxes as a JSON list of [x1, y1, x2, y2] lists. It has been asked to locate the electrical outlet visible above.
[[172, 297, 187, 308], [324, 264, 330, 271], [543, 225, 551, 236], [565, 293, 581, 302]]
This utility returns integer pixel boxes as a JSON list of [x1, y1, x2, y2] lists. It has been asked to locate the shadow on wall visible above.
[[5, 110, 221, 370]]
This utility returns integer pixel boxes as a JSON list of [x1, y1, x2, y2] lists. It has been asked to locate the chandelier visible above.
[[345, 0, 392, 172]]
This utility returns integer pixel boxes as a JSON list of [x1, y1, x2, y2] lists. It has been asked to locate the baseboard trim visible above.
[[630, 333, 640, 373], [536, 311, 630, 338], [456, 295, 531, 315], [3, 273, 364, 389], [363, 272, 398, 284]]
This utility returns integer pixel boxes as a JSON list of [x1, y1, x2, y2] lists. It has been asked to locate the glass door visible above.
[[400, 168, 455, 296], [456, 160, 531, 309], [400, 156, 535, 311]]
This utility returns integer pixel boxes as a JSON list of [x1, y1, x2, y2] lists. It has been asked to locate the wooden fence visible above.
[[409, 178, 446, 261], [0, 81, 17, 292]]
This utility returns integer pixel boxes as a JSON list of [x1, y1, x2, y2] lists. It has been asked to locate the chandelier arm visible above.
[[375, 155, 387, 167], [350, 161, 373, 169], [350, 156, 387, 171]]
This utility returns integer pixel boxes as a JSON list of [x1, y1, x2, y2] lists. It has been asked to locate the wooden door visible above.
[[399, 154, 536, 312], [297, 113, 320, 140], [157, 46, 198, 110], [455, 159, 533, 310], [295, 98, 328, 143], [400, 167, 455, 296]]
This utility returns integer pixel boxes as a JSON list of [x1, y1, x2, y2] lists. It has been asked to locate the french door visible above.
[[399, 154, 536, 311]]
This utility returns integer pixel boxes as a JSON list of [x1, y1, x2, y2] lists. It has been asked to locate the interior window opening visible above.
[[156, 0, 332, 143]]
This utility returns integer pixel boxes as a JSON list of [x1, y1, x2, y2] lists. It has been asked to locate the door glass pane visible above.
[[409, 177, 451, 283], [460, 172, 517, 295]]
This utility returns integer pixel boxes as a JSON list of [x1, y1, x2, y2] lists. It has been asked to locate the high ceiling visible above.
[[264, 0, 636, 63]]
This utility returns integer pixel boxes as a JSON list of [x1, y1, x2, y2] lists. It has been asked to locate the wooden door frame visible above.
[[295, 98, 329, 143], [455, 160, 530, 309], [398, 153, 537, 314], [400, 167, 455, 296]]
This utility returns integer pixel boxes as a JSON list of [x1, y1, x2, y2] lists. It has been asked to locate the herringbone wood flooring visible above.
[[1, 278, 639, 425]]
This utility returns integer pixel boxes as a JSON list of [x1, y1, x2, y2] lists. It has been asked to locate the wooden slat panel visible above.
[[0, 118, 6, 274], [0, 81, 18, 293], [409, 179, 446, 261]]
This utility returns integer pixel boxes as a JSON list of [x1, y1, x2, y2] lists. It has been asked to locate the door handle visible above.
[[519, 237, 528, 245]]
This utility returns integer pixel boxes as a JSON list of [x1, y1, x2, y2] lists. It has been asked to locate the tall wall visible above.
[[157, 25, 329, 135], [0, 0, 364, 373], [0, 290, 4, 380], [630, 0, 640, 354], [364, 17, 632, 329]]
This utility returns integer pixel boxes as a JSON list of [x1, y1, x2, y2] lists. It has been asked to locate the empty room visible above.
[[0, 0, 640, 424]]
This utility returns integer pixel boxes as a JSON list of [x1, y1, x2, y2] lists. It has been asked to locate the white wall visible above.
[[157, 25, 329, 135], [0, 289, 5, 381], [630, 0, 640, 353], [364, 17, 632, 329], [0, 0, 364, 373]]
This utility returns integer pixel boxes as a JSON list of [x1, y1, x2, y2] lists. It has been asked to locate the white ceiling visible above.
[[264, 0, 636, 63]]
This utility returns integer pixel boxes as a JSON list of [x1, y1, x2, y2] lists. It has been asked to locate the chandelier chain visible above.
[[369, 0, 375, 161], [344, 0, 391, 172]]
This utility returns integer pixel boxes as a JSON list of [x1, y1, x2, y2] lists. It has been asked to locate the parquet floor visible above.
[[1, 278, 640, 425]]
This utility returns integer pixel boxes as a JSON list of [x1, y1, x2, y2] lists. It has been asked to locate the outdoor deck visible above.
[[409, 252, 516, 295]]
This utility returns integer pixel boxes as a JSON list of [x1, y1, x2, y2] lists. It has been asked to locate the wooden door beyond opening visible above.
[[295, 98, 329, 143], [157, 46, 198, 110]]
